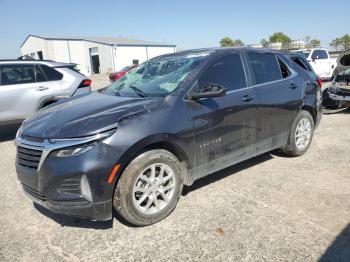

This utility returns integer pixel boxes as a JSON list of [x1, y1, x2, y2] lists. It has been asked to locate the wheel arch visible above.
[[300, 105, 317, 124], [36, 97, 63, 110], [113, 134, 191, 187]]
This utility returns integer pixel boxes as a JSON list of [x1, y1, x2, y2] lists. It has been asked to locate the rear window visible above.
[[40, 65, 63, 81], [0, 64, 35, 85], [339, 54, 350, 66], [302, 52, 310, 58], [311, 50, 328, 60], [246, 53, 282, 85]]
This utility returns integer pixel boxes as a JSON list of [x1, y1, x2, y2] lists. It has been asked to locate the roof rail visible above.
[[17, 55, 36, 60], [0, 58, 55, 62]]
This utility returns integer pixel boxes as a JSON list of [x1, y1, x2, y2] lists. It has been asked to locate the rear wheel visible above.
[[113, 149, 183, 226], [282, 110, 314, 157]]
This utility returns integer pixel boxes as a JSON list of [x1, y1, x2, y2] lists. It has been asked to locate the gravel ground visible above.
[[0, 83, 349, 261]]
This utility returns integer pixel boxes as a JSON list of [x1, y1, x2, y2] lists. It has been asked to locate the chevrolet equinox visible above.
[[15, 48, 322, 226]]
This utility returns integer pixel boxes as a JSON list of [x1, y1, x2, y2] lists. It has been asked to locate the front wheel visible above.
[[282, 110, 315, 157], [113, 149, 183, 226]]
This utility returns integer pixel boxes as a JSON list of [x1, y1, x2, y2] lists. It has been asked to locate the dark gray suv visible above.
[[15, 48, 322, 226]]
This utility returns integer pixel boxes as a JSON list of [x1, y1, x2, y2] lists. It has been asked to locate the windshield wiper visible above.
[[129, 85, 147, 97]]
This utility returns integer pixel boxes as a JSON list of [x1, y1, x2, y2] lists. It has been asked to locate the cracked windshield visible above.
[[105, 53, 209, 97]]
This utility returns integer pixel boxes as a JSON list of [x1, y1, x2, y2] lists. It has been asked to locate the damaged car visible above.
[[323, 49, 350, 109], [15, 48, 322, 226]]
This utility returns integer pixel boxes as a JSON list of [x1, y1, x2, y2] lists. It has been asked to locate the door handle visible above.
[[36, 86, 49, 91], [289, 83, 297, 89], [241, 95, 255, 102]]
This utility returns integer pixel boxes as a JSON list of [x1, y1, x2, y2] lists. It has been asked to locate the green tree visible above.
[[269, 32, 291, 44], [220, 37, 235, 47], [220, 37, 245, 47], [233, 39, 245, 47], [309, 38, 321, 48], [260, 39, 269, 48], [330, 38, 342, 50], [340, 34, 350, 50]]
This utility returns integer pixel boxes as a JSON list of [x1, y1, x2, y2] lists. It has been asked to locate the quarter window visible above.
[[40, 65, 63, 81], [247, 52, 282, 85], [278, 58, 291, 78], [198, 53, 246, 92], [0, 64, 35, 85], [291, 56, 312, 71]]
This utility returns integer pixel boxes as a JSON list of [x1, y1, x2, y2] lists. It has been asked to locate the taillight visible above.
[[316, 78, 323, 88], [114, 73, 123, 80], [79, 79, 91, 88]]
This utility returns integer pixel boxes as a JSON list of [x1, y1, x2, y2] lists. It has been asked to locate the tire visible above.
[[113, 149, 183, 226], [282, 110, 315, 157]]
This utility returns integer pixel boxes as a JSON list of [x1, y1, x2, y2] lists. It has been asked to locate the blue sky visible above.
[[0, 0, 349, 58]]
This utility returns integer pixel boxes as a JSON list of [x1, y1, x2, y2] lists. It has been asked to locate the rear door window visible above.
[[40, 65, 63, 81], [0, 64, 35, 86], [198, 53, 247, 92], [311, 50, 328, 60], [246, 52, 282, 85]]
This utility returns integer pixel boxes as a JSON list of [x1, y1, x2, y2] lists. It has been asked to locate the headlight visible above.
[[50, 142, 97, 158], [49, 128, 117, 158], [16, 126, 22, 139]]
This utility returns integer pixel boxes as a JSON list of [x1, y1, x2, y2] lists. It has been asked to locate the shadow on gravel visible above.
[[34, 203, 114, 230], [319, 223, 350, 261], [182, 153, 274, 196], [0, 123, 21, 142]]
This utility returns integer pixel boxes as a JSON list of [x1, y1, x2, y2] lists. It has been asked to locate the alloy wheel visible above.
[[295, 118, 312, 150], [132, 163, 176, 215]]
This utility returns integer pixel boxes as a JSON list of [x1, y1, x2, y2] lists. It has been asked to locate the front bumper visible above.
[[15, 135, 124, 221], [326, 85, 350, 106]]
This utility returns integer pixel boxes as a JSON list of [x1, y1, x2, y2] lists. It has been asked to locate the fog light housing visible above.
[[80, 175, 92, 202]]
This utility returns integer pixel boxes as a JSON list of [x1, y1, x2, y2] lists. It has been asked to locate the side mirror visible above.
[[188, 83, 226, 100]]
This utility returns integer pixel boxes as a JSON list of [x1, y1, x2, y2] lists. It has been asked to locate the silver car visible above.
[[0, 60, 91, 124]]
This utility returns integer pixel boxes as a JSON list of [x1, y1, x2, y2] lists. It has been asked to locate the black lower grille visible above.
[[22, 184, 47, 201], [58, 177, 81, 194], [17, 146, 42, 169]]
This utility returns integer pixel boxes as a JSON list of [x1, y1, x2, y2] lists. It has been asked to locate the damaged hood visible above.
[[334, 49, 350, 76], [21, 92, 159, 139]]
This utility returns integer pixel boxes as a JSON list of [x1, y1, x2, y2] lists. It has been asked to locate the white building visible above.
[[268, 42, 283, 50], [290, 40, 305, 50], [21, 35, 176, 76], [248, 44, 263, 48]]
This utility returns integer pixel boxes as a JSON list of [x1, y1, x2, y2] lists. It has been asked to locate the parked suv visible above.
[[0, 60, 91, 124], [15, 48, 322, 226]]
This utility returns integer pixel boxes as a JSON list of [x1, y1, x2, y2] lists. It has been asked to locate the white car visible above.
[[0, 60, 91, 124], [297, 49, 337, 80]]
